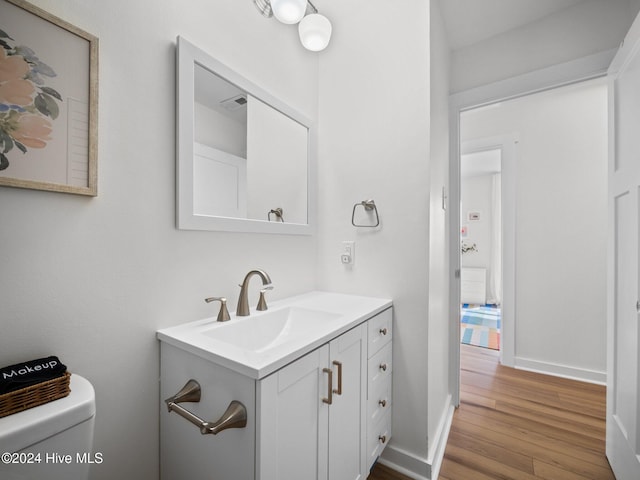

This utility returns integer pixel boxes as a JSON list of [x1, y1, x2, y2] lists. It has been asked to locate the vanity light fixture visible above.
[[253, 0, 332, 52], [298, 5, 332, 51], [253, 0, 273, 17], [271, 0, 307, 24]]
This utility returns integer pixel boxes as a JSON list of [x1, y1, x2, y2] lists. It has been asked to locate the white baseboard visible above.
[[515, 357, 606, 385], [427, 396, 455, 480], [378, 446, 429, 480], [378, 395, 454, 480]]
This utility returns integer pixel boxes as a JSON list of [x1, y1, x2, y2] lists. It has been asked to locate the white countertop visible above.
[[157, 291, 392, 379]]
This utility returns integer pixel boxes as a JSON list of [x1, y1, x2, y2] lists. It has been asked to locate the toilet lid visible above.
[[0, 374, 95, 453]]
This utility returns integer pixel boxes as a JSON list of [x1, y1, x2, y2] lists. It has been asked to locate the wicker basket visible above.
[[0, 372, 71, 418]]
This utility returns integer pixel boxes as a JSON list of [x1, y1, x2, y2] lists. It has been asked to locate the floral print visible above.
[[0, 28, 61, 171], [12, 112, 52, 148]]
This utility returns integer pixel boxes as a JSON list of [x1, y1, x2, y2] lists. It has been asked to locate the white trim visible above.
[[515, 357, 606, 385], [608, 11, 640, 75], [427, 396, 455, 480], [376, 395, 454, 480], [461, 136, 518, 369], [378, 446, 429, 480], [448, 50, 614, 407], [451, 49, 616, 110]]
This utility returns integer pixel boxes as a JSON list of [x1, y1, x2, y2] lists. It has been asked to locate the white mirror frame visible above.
[[176, 36, 316, 235]]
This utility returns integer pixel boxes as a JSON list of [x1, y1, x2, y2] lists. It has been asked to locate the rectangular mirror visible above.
[[176, 36, 315, 234]]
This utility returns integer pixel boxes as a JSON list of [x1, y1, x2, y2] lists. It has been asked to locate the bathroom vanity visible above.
[[157, 291, 392, 480]]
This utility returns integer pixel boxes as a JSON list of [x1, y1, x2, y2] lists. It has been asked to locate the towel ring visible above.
[[352, 200, 380, 227], [268, 207, 284, 222]]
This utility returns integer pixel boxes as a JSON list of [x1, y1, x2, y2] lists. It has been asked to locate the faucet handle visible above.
[[257, 286, 273, 311], [205, 297, 231, 322]]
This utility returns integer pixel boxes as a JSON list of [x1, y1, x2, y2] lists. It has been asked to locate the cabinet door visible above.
[[160, 344, 256, 480], [257, 345, 329, 480], [328, 324, 367, 480], [607, 12, 640, 478]]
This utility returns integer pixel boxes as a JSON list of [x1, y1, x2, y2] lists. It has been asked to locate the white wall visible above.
[[316, 0, 433, 475], [461, 78, 608, 381], [427, 0, 453, 475], [460, 175, 493, 274], [194, 103, 247, 158], [0, 1, 318, 479], [246, 97, 308, 224], [451, 0, 632, 92]]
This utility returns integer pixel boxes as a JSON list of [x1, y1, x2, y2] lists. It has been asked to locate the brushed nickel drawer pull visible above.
[[322, 368, 333, 405], [379, 435, 387, 444], [379, 399, 387, 408], [332, 360, 343, 395], [165, 379, 247, 435], [379, 363, 387, 372], [379, 328, 388, 336]]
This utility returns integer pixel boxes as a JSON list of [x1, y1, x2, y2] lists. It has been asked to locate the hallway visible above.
[[439, 345, 613, 479]]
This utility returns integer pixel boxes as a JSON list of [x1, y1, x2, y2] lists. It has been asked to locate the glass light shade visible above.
[[298, 14, 332, 51], [271, 0, 307, 24]]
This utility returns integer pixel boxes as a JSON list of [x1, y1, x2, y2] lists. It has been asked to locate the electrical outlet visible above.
[[341, 241, 355, 265]]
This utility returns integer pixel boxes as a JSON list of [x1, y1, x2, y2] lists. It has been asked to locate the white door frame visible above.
[[448, 49, 616, 407], [460, 136, 517, 368]]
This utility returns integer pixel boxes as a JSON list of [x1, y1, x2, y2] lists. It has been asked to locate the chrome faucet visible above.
[[236, 269, 273, 316]]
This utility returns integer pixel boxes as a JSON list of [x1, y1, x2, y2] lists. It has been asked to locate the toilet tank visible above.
[[0, 374, 96, 480]]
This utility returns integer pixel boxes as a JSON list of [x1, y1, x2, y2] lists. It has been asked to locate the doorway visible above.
[[449, 71, 610, 407], [459, 148, 502, 351], [454, 133, 517, 368]]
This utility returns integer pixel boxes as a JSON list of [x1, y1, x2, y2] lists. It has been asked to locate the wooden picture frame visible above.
[[0, 0, 98, 196]]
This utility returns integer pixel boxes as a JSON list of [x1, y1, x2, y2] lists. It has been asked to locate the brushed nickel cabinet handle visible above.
[[379, 399, 387, 408], [379, 363, 387, 372], [322, 368, 333, 405], [379, 328, 388, 336], [332, 360, 343, 395]]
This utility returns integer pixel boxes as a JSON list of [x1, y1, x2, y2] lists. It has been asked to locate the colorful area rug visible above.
[[461, 304, 501, 350]]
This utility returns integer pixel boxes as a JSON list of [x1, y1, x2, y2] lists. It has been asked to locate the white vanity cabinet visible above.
[[159, 300, 392, 480], [160, 343, 257, 480], [257, 323, 367, 480], [366, 308, 393, 470]]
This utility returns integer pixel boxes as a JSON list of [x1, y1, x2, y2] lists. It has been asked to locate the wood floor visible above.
[[368, 462, 413, 480], [369, 344, 613, 480], [439, 344, 613, 480]]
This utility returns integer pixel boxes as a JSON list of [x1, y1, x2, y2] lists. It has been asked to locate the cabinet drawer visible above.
[[461, 267, 486, 305], [366, 409, 392, 470], [368, 342, 392, 396], [367, 380, 391, 427], [367, 308, 392, 357]]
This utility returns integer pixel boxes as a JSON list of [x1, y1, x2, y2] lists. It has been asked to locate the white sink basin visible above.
[[199, 307, 341, 352], [157, 291, 392, 379]]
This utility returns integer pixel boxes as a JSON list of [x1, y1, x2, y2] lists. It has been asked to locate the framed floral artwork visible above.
[[0, 0, 98, 196]]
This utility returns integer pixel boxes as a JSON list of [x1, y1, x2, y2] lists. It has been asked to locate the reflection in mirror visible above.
[[176, 36, 314, 234]]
